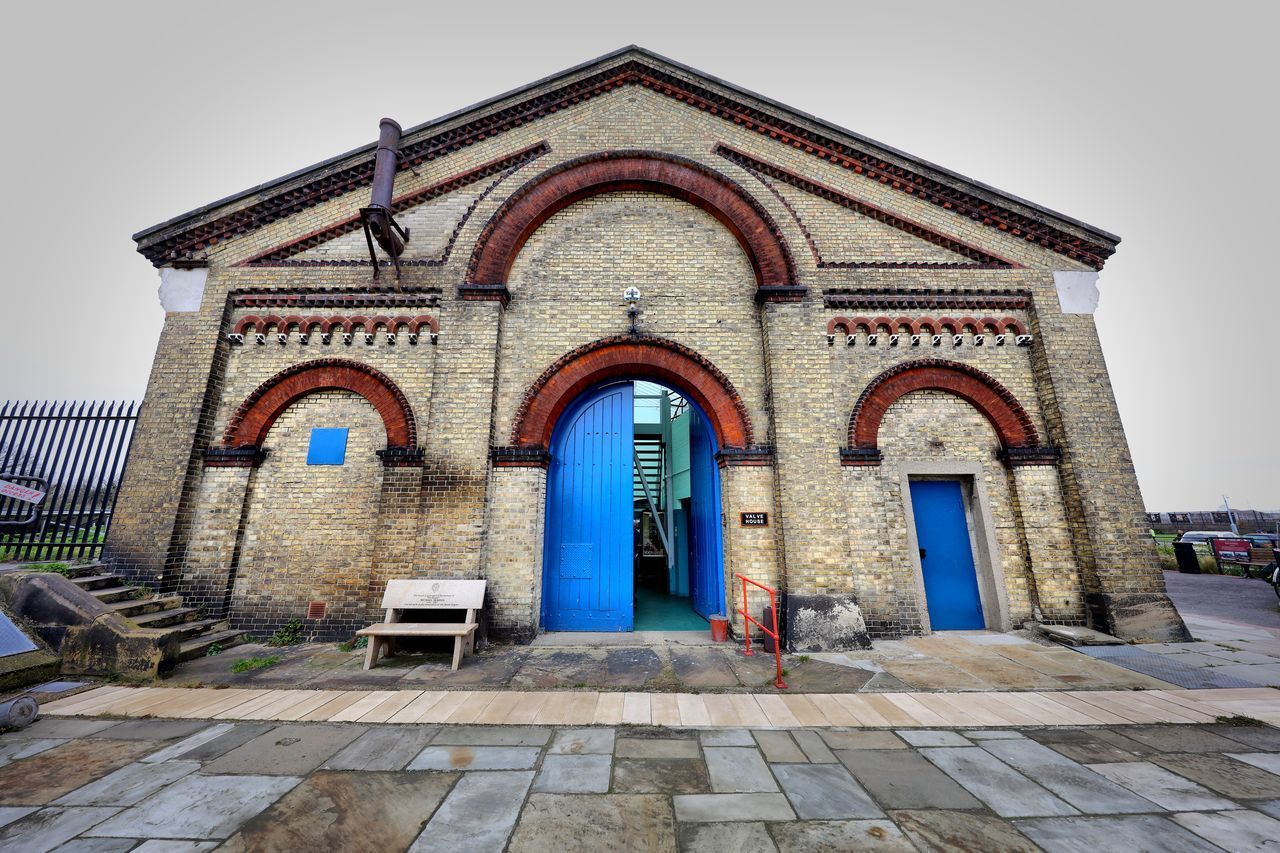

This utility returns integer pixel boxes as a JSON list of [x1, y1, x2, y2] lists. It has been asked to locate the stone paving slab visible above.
[[1020, 814, 1219, 852], [678, 821, 777, 853], [53, 761, 198, 807], [408, 770, 532, 853], [613, 757, 709, 793], [533, 754, 612, 793], [837, 748, 983, 810], [705, 747, 777, 792], [889, 809, 1040, 852], [0, 806, 122, 853], [549, 727, 615, 754], [979, 738, 1159, 814], [219, 770, 455, 852], [920, 747, 1079, 817], [84, 774, 300, 840], [771, 763, 883, 819], [616, 736, 699, 759], [0, 737, 65, 767], [408, 745, 541, 771], [769, 818, 915, 851], [321, 725, 437, 770], [1170, 808, 1280, 851], [1087, 762, 1237, 811], [508, 794, 676, 853], [673, 793, 796, 822], [1149, 751, 1280, 799], [201, 723, 364, 776], [0, 739, 159, 806]]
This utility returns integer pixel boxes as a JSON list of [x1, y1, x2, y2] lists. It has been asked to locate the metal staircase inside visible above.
[[633, 437, 666, 510]]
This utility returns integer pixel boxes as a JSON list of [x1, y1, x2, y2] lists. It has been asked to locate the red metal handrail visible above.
[[734, 573, 787, 689]]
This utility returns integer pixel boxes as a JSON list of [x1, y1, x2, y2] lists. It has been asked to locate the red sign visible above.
[[0, 479, 45, 504], [1211, 538, 1251, 562]]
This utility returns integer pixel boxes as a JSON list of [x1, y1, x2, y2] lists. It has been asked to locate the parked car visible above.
[[1176, 531, 1230, 544], [1243, 533, 1279, 548]]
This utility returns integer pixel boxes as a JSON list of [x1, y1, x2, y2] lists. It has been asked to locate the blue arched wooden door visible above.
[[542, 382, 635, 631], [687, 408, 725, 619]]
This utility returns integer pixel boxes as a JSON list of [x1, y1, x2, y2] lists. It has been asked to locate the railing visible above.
[[0, 401, 138, 561], [734, 572, 787, 689]]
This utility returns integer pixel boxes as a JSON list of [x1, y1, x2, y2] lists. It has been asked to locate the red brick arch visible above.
[[222, 359, 416, 449], [849, 360, 1039, 452], [466, 151, 796, 289], [511, 336, 753, 451]]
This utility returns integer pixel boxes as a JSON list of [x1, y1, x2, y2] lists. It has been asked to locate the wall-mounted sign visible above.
[[740, 512, 769, 527], [0, 480, 45, 504]]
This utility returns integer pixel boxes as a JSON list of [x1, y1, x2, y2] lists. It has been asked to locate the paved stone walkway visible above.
[[3, 714, 1280, 851], [169, 630, 1181, 694], [38, 686, 1280, 728]]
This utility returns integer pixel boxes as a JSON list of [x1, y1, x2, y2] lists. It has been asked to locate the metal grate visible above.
[[306, 601, 327, 620], [1075, 646, 1261, 689]]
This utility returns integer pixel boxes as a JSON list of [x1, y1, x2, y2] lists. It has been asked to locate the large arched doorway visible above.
[[541, 379, 725, 632]]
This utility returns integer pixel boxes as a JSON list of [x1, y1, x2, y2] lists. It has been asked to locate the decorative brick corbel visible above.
[[203, 446, 268, 468], [755, 286, 807, 305], [457, 284, 512, 307], [839, 447, 883, 467], [490, 446, 552, 468], [376, 446, 425, 467], [716, 445, 775, 467], [998, 446, 1062, 467]]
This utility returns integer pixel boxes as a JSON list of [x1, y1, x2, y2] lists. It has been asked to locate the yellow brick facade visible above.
[[105, 48, 1186, 644]]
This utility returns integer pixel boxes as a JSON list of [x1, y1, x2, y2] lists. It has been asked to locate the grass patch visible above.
[[265, 619, 304, 647], [230, 655, 281, 673], [1155, 543, 1219, 573], [1215, 714, 1267, 727], [0, 527, 106, 561], [337, 636, 368, 653], [205, 643, 223, 657], [22, 561, 74, 576]]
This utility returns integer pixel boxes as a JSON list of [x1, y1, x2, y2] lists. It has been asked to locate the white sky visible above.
[[0, 0, 1275, 511]]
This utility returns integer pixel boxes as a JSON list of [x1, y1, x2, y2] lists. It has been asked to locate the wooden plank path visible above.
[[38, 686, 1280, 728]]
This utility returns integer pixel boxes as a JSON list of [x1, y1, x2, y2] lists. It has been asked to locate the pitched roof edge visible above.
[[134, 46, 1119, 267]]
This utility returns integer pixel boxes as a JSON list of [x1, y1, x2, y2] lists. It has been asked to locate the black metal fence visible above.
[[0, 401, 138, 561]]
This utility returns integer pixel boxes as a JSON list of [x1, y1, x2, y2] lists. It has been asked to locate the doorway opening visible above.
[[908, 478, 986, 630], [542, 380, 724, 632]]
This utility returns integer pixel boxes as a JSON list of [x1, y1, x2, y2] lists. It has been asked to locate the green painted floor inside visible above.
[[633, 586, 709, 631]]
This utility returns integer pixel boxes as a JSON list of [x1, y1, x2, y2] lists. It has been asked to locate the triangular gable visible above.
[[135, 47, 1117, 270]]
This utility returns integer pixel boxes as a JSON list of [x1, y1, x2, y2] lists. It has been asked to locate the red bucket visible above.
[[709, 615, 730, 642]]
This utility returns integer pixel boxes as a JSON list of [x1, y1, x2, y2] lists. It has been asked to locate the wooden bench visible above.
[[356, 579, 485, 671]]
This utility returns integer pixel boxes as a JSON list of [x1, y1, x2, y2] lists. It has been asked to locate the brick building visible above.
[[105, 47, 1188, 647]]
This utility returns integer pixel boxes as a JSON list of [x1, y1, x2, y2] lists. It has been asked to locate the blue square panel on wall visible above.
[[307, 428, 348, 465]]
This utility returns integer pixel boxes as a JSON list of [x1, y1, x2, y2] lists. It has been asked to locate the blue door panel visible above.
[[688, 410, 724, 619], [543, 383, 634, 631], [909, 480, 984, 630]]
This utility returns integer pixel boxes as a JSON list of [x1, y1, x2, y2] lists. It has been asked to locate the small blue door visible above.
[[542, 383, 634, 631], [688, 410, 724, 619], [909, 480, 984, 630]]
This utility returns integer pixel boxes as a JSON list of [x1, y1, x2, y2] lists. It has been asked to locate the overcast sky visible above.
[[1, 1, 1274, 511]]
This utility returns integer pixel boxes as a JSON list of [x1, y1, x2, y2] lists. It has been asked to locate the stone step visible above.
[[178, 628, 248, 662], [88, 585, 147, 604], [69, 573, 125, 591], [154, 618, 228, 643], [62, 562, 108, 579], [107, 595, 185, 618], [131, 606, 201, 629]]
